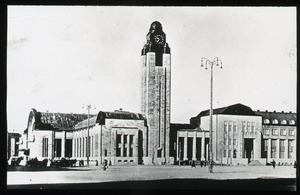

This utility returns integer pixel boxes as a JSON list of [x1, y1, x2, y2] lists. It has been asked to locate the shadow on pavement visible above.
[[7, 178, 296, 191]]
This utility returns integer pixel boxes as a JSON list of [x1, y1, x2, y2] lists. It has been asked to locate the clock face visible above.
[[154, 35, 164, 44]]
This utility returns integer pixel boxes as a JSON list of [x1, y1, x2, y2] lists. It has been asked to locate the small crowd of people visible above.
[[191, 160, 208, 168]]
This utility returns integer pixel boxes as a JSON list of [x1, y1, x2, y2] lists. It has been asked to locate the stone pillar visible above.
[[176, 132, 179, 161], [73, 137, 76, 158], [201, 135, 205, 161], [275, 139, 280, 160], [192, 132, 196, 160], [267, 138, 271, 162], [206, 143, 209, 160], [127, 134, 130, 157], [61, 131, 66, 157], [183, 132, 188, 160]]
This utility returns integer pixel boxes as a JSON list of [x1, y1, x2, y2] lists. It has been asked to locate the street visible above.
[[7, 164, 296, 190]]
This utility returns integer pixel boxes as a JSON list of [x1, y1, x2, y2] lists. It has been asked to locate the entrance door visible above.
[[244, 138, 253, 163]]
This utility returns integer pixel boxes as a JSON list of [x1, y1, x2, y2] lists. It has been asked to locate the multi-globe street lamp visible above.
[[201, 57, 223, 173]]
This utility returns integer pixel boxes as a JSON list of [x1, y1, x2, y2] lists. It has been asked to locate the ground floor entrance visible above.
[[244, 138, 254, 163]]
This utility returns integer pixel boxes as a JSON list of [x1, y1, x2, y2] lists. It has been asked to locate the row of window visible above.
[[116, 134, 134, 157], [263, 139, 294, 158], [223, 149, 237, 158], [224, 138, 237, 145], [263, 128, 295, 136], [263, 119, 295, 125], [224, 121, 256, 134]]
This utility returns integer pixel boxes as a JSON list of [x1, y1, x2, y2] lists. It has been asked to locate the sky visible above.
[[7, 6, 297, 134]]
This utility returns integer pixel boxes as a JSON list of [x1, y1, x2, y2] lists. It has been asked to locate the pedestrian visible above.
[[294, 161, 297, 168], [272, 159, 276, 169], [200, 161, 203, 168], [103, 159, 108, 171], [191, 160, 196, 168], [96, 160, 98, 166]]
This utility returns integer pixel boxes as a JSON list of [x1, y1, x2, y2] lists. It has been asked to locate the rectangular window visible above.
[[224, 121, 228, 134], [233, 139, 236, 145], [264, 128, 270, 135], [251, 122, 255, 133], [242, 122, 246, 132], [228, 122, 232, 132], [79, 138, 81, 157], [228, 150, 231, 158], [54, 139, 62, 157], [280, 129, 286, 136], [264, 139, 268, 152], [116, 135, 121, 157], [279, 139, 285, 158], [233, 122, 237, 132], [42, 138, 48, 157], [65, 139, 72, 158], [271, 139, 276, 158], [91, 136, 93, 157], [288, 140, 293, 158], [272, 129, 278, 135], [228, 139, 231, 145], [289, 130, 295, 136], [247, 122, 250, 132], [129, 135, 134, 157], [123, 135, 128, 157], [224, 150, 227, 157], [95, 134, 98, 157]]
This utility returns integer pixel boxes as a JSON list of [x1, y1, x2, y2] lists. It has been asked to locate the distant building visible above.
[[7, 132, 21, 159], [20, 109, 92, 160], [255, 110, 297, 164], [175, 103, 296, 165]]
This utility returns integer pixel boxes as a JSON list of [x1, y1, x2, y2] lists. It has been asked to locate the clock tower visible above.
[[141, 21, 171, 165]]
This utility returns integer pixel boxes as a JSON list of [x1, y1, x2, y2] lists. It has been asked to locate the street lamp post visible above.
[[82, 104, 96, 167], [201, 57, 223, 173]]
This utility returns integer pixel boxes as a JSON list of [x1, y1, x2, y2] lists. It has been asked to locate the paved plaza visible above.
[[7, 165, 296, 188]]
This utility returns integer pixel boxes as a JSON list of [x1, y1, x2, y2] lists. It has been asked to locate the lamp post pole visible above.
[[82, 104, 96, 167], [201, 57, 223, 173]]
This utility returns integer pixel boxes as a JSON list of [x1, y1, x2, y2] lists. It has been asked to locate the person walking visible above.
[[272, 159, 276, 169], [191, 160, 196, 168], [200, 161, 203, 168]]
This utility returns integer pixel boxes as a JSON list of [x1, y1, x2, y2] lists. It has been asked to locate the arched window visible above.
[[281, 120, 287, 124], [264, 119, 270, 124], [272, 119, 278, 124], [289, 120, 295, 125]]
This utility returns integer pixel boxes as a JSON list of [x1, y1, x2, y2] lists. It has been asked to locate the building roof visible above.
[[255, 110, 297, 126], [29, 109, 93, 131], [96, 109, 147, 125], [74, 109, 147, 129], [190, 103, 257, 127], [74, 116, 97, 130], [198, 103, 257, 117]]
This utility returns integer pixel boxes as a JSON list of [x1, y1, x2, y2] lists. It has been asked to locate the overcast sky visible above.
[[7, 6, 296, 133]]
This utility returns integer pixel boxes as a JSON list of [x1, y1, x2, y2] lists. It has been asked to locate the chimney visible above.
[[281, 111, 284, 113], [257, 109, 260, 112], [119, 108, 123, 111], [273, 110, 276, 113], [265, 110, 268, 112]]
